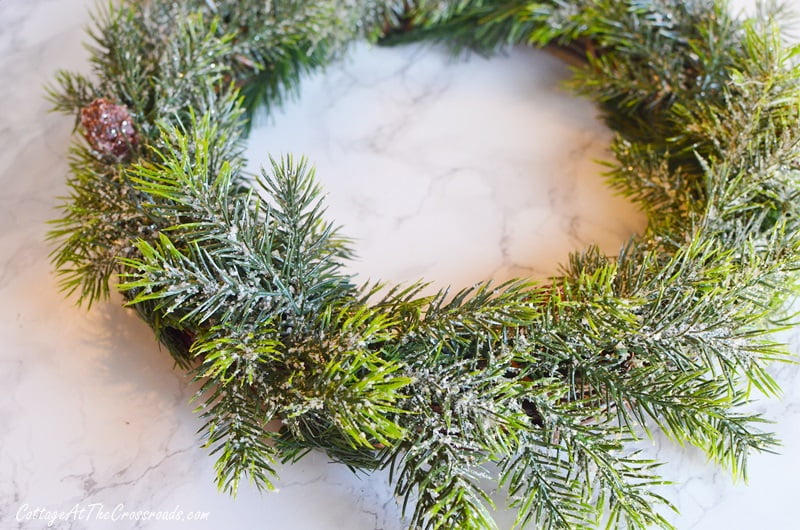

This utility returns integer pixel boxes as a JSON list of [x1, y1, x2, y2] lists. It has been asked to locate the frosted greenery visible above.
[[48, 1, 800, 528]]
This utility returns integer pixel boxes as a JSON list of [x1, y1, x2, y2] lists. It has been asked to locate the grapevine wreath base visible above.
[[49, 1, 800, 529]]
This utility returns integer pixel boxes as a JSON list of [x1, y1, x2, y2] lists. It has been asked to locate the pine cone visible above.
[[80, 98, 139, 161]]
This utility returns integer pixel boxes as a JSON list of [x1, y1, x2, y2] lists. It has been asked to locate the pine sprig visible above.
[[193, 323, 283, 495], [47, 144, 147, 306]]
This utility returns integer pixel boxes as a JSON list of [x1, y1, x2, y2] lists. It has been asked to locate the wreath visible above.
[[48, 1, 800, 528]]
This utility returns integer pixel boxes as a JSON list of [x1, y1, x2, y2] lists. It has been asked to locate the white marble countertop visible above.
[[2, 0, 800, 528]]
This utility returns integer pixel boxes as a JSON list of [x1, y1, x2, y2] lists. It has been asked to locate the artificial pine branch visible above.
[[48, 1, 800, 528]]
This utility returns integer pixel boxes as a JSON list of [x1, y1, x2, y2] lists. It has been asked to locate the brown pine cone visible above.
[[80, 98, 139, 161]]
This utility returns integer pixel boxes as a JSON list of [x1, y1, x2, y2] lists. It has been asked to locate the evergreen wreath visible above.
[[48, 1, 800, 528]]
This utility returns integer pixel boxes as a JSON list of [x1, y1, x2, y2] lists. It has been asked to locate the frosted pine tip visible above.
[[80, 98, 139, 161]]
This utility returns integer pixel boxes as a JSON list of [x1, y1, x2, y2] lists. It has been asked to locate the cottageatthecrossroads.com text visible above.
[[16, 502, 210, 526]]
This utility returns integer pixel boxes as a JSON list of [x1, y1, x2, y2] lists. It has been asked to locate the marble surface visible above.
[[1, 0, 799, 528]]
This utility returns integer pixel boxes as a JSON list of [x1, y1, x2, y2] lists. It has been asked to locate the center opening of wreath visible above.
[[245, 43, 646, 292]]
